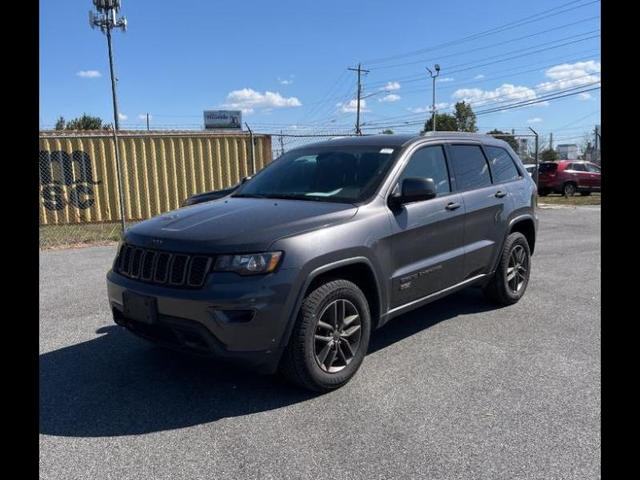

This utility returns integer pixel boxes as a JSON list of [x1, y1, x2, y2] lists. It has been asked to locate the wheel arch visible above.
[[508, 215, 536, 255], [279, 257, 383, 351]]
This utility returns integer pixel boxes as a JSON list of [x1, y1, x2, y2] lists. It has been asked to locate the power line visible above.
[[362, 74, 601, 127], [363, 0, 599, 65], [371, 16, 600, 71], [367, 30, 600, 89], [361, 85, 600, 130]]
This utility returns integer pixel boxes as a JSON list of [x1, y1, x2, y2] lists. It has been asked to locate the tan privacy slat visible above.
[[38, 132, 273, 225]]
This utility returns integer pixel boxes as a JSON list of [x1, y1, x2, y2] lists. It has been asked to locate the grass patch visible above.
[[40, 222, 125, 250], [538, 192, 601, 206]]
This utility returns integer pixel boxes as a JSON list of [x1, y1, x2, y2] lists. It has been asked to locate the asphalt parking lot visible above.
[[39, 205, 600, 480]]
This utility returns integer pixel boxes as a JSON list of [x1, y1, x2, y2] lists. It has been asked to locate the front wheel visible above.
[[279, 279, 371, 392], [484, 232, 531, 306]]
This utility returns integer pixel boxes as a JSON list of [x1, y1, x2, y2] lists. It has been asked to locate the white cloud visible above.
[[408, 102, 448, 114], [439, 77, 454, 82], [278, 76, 294, 85], [578, 92, 593, 100], [77, 70, 101, 78], [338, 99, 369, 113], [527, 117, 543, 123], [138, 114, 151, 120], [118, 113, 128, 121], [536, 60, 600, 93], [379, 94, 401, 103], [445, 59, 599, 113], [382, 81, 401, 91], [474, 74, 485, 80], [222, 88, 302, 114], [453, 84, 539, 107]]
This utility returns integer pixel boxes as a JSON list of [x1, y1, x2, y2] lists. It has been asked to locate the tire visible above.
[[563, 182, 577, 197], [279, 279, 371, 392], [483, 232, 531, 306], [580, 191, 592, 196]]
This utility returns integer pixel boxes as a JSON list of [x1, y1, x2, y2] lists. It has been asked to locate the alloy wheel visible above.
[[506, 244, 528, 294], [314, 299, 362, 373]]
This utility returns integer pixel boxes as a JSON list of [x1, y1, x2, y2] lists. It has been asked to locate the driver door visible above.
[[387, 144, 466, 309]]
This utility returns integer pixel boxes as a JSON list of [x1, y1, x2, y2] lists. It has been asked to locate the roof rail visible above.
[[420, 131, 494, 138]]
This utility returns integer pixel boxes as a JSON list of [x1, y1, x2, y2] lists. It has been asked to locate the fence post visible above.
[[529, 127, 539, 188], [244, 123, 256, 175]]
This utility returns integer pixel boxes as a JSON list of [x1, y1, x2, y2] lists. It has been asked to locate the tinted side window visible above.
[[448, 145, 492, 190], [397, 145, 450, 195], [485, 146, 521, 183], [586, 163, 601, 173], [570, 163, 586, 171]]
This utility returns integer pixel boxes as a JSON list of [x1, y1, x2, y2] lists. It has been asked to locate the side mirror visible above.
[[389, 177, 437, 206]]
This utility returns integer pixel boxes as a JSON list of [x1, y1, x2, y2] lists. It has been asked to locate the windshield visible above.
[[233, 145, 399, 203], [539, 163, 558, 173]]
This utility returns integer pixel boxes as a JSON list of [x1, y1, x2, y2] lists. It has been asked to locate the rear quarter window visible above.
[[484, 146, 521, 183]]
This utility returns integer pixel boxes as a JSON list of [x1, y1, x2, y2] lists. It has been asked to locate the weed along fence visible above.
[[39, 131, 272, 248]]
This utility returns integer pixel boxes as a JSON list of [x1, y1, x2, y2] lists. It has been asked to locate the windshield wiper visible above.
[[231, 193, 272, 198]]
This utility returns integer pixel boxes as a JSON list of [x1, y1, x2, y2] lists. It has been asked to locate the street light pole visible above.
[[90, 0, 128, 234], [426, 64, 441, 132]]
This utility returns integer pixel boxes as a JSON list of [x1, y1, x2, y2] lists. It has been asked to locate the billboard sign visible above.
[[203, 110, 242, 130]]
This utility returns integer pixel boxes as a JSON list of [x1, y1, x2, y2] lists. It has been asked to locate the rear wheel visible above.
[[279, 279, 371, 392], [563, 182, 577, 197], [484, 232, 531, 306]]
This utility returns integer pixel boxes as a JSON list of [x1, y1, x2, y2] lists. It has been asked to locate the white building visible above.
[[557, 143, 579, 160]]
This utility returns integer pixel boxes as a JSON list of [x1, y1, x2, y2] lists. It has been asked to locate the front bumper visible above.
[[106, 267, 299, 373]]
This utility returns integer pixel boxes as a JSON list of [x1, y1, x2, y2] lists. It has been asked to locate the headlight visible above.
[[213, 251, 283, 275]]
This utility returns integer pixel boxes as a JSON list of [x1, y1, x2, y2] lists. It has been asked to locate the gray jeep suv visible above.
[[106, 133, 538, 392]]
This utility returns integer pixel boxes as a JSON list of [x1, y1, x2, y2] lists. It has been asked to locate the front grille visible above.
[[115, 244, 213, 288]]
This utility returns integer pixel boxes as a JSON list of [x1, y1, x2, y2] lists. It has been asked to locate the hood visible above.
[[125, 197, 358, 253]]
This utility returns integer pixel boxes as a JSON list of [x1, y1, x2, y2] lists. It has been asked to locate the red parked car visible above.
[[537, 160, 601, 196]]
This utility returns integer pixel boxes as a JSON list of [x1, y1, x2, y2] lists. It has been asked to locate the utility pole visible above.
[[426, 64, 441, 132], [348, 63, 369, 135], [90, 0, 128, 234], [549, 132, 554, 150], [594, 125, 600, 163], [146, 113, 150, 131]]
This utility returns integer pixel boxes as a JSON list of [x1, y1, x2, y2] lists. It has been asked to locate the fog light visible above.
[[212, 309, 255, 324]]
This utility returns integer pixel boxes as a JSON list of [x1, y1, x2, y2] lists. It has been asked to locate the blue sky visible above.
[[40, 0, 600, 144]]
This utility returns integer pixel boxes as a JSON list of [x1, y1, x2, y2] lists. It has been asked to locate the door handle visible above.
[[445, 202, 461, 211], [495, 190, 507, 198]]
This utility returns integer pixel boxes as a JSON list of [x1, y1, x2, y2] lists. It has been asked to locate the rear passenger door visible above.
[[566, 162, 590, 189], [446, 143, 513, 280]]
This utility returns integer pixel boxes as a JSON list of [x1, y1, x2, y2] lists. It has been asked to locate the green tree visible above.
[[54, 116, 66, 130], [381, 129, 394, 134], [423, 113, 458, 132], [540, 148, 559, 162], [65, 113, 105, 130], [486, 129, 519, 152], [454, 101, 477, 132]]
